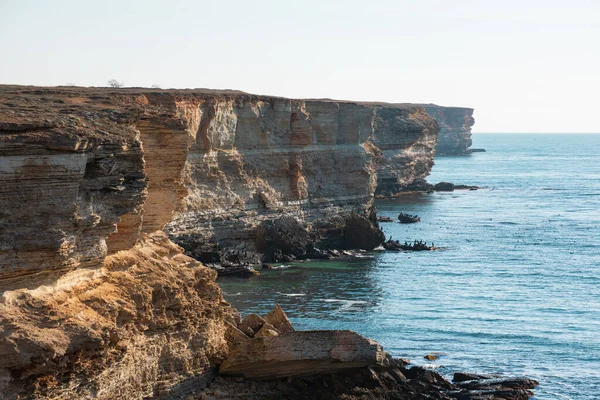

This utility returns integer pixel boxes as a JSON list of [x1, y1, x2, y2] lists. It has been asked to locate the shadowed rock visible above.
[[453, 372, 502, 382], [448, 377, 538, 400], [434, 181, 455, 191], [256, 216, 312, 263], [454, 377, 539, 391], [343, 214, 385, 250]]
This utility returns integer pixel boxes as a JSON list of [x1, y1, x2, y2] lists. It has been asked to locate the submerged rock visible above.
[[454, 184, 480, 190], [434, 181, 456, 191], [213, 264, 260, 278]]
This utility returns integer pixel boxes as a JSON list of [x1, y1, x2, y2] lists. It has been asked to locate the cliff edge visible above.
[[0, 85, 438, 398], [422, 104, 475, 155]]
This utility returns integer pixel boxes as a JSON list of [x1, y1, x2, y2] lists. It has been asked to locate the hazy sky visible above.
[[1, 0, 599, 132]]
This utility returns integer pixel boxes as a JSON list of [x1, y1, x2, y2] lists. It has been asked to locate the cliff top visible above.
[[0, 84, 432, 111]]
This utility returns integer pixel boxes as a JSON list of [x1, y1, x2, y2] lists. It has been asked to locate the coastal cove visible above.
[[219, 134, 600, 400]]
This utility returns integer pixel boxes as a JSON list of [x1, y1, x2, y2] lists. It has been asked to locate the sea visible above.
[[218, 133, 600, 399]]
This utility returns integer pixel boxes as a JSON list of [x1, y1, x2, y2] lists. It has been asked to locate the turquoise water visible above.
[[218, 134, 600, 399]]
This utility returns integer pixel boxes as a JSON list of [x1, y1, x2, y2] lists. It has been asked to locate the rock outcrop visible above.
[[371, 104, 439, 196], [422, 104, 475, 155], [220, 330, 389, 379], [202, 367, 538, 400], [0, 85, 440, 398], [160, 94, 439, 267], [0, 85, 536, 399], [0, 86, 238, 399]]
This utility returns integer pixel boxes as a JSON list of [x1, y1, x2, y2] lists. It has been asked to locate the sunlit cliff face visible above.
[[0, 86, 439, 399], [423, 105, 475, 155]]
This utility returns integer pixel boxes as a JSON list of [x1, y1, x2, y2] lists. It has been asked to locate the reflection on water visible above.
[[219, 257, 384, 327], [218, 134, 600, 399]]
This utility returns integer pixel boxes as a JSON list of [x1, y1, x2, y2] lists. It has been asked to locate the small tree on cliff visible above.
[[107, 79, 124, 88]]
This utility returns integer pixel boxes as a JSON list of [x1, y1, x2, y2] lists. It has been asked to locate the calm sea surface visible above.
[[218, 134, 600, 399]]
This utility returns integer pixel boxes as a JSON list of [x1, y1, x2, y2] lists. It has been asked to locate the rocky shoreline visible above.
[[0, 86, 536, 399], [175, 305, 539, 400]]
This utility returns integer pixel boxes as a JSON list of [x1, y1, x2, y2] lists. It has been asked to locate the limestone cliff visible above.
[[0, 85, 439, 398], [422, 104, 475, 155], [164, 96, 438, 263], [0, 86, 237, 399]]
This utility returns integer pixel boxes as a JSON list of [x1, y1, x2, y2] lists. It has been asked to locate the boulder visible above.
[[454, 376, 539, 391], [254, 323, 280, 338], [342, 214, 385, 250], [398, 212, 420, 223], [219, 330, 389, 379], [238, 314, 266, 337], [256, 217, 312, 262], [424, 353, 440, 361], [263, 304, 294, 334], [224, 322, 251, 348]]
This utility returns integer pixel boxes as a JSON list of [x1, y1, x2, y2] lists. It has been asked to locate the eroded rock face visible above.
[[219, 330, 389, 379], [373, 105, 439, 195], [162, 95, 438, 264], [422, 104, 475, 155], [0, 86, 441, 398], [0, 86, 235, 399], [0, 232, 234, 399]]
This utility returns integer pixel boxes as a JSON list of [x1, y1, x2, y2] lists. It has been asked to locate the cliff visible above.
[[0, 86, 246, 399], [422, 105, 475, 155], [163, 95, 439, 266], [0, 85, 439, 398]]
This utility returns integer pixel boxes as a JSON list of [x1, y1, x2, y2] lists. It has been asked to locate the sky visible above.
[[1, 0, 599, 133]]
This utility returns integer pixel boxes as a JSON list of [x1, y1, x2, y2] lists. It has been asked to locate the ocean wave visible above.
[[270, 264, 293, 270]]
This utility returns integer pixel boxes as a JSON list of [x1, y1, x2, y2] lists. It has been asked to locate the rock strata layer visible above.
[[219, 330, 389, 379], [0, 86, 239, 399], [0, 85, 440, 398], [0, 86, 530, 400], [162, 95, 439, 267], [422, 104, 475, 155]]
